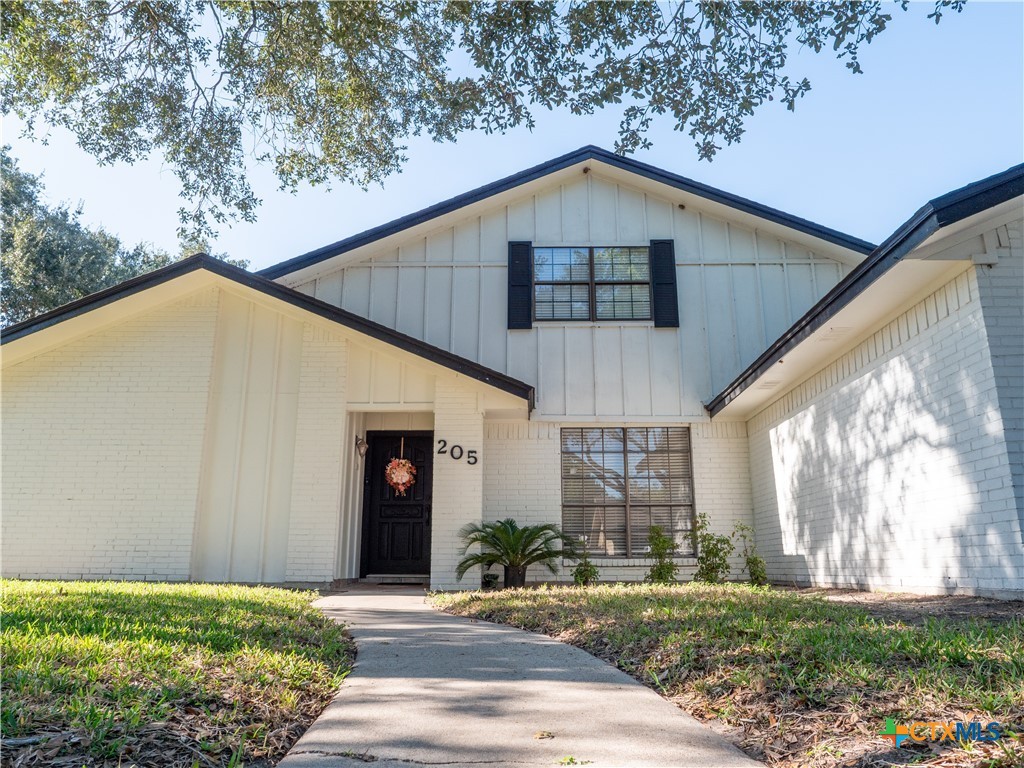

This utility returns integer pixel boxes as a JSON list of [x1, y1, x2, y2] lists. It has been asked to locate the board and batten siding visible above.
[[289, 173, 853, 419], [192, 291, 349, 584]]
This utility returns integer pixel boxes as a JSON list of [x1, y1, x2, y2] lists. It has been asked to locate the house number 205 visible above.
[[436, 439, 478, 465]]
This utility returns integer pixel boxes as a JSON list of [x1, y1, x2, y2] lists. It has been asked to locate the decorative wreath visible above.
[[385, 457, 417, 496]]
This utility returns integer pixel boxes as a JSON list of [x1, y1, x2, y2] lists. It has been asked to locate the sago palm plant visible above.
[[455, 518, 576, 588]]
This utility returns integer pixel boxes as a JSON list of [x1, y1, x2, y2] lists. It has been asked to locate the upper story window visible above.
[[507, 240, 676, 330], [533, 247, 652, 321]]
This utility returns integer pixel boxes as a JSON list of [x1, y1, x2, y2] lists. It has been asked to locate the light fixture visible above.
[[355, 435, 369, 458]]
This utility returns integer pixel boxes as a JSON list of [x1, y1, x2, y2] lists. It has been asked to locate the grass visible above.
[[1, 580, 353, 767], [433, 583, 1024, 768]]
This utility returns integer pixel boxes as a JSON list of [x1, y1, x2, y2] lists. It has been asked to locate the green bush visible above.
[[571, 540, 600, 586], [644, 525, 679, 583], [732, 522, 768, 586], [692, 512, 734, 583]]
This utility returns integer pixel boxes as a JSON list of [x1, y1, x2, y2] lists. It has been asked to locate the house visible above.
[[2, 147, 1021, 597]]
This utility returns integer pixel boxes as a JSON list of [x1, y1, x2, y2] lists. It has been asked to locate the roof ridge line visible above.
[[258, 146, 874, 279]]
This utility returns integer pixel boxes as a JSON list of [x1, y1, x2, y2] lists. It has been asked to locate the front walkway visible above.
[[280, 585, 762, 768]]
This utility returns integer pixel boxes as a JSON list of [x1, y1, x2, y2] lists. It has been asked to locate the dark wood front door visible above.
[[361, 432, 433, 576]]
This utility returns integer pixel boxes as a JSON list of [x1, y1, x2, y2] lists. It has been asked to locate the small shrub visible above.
[[571, 539, 600, 586], [456, 518, 575, 588], [692, 512, 734, 583], [644, 525, 679, 584], [481, 572, 500, 590], [732, 523, 768, 586]]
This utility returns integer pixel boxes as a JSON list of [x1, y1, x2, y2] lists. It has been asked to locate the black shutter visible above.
[[649, 239, 679, 328], [507, 241, 533, 329]]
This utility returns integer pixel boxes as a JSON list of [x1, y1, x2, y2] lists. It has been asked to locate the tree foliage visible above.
[[1, 148, 243, 325], [1, 1, 964, 235]]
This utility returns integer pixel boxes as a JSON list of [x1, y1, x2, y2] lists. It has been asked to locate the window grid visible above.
[[534, 247, 652, 322], [560, 427, 695, 558]]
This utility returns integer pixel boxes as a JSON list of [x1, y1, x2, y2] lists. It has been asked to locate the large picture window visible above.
[[533, 247, 652, 321], [560, 427, 695, 558]]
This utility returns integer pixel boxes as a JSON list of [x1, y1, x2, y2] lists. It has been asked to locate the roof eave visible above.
[[2, 255, 536, 408], [258, 146, 874, 280], [706, 162, 1024, 418]]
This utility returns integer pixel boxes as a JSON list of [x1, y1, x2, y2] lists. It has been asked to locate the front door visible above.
[[361, 432, 433, 576]]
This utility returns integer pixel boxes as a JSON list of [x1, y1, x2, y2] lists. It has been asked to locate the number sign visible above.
[[436, 439, 478, 465]]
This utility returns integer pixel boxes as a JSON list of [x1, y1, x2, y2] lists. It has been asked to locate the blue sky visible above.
[[5, 2, 1023, 272]]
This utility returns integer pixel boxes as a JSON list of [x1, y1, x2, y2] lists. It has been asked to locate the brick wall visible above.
[[430, 377, 485, 590], [482, 420, 754, 584], [974, 219, 1024, 536], [1, 290, 219, 580], [747, 267, 1024, 598], [286, 326, 348, 581]]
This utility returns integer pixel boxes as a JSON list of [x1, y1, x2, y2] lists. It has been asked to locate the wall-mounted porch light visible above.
[[355, 435, 369, 458]]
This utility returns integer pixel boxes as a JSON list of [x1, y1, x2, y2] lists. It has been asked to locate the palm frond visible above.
[[455, 518, 574, 582]]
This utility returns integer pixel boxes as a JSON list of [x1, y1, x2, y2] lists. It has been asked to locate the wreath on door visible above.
[[384, 438, 417, 496]]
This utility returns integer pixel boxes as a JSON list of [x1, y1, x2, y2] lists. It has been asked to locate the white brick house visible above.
[[3, 148, 1021, 597]]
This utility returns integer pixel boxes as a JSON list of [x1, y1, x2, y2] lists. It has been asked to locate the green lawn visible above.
[[434, 584, 1023, 768], [1, 580, 353, 767]]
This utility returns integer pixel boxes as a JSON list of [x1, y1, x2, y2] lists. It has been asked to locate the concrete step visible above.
[[361, 574, 429, 585]]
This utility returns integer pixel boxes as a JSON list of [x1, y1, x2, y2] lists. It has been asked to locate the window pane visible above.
[[562, 428, 583, 453], [588, 507, 627, 556], [650, 505, 674, 531], [630, 476, 650, 503], [673, 507, 696, 555], [562, 475, 584, 503], [535, 281, 590, 320], [583, 429, 604, 452], [629, 507, 653, 556], [595, 283, 651, 320], [563, 506, 584, 541], [571, 248, 591, 280], [648, 476, 672, 504], [539, 248, 591, 282], [593, 248, 615, 280], [594, 247, 650, 281], [533, 248, 553, 281], [551, 248, 573, 281], [561, 426, 694, 560], [671, 477, 693, 504], [625, 428, 647, 454], [535, 245, 652, 322], [603, 428, 624, 452]]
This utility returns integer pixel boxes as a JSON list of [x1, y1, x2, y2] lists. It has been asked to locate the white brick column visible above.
[[430, 377, 484, 590]]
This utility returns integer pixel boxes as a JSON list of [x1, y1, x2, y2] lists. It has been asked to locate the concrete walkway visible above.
[[280, 586, 762, 768]]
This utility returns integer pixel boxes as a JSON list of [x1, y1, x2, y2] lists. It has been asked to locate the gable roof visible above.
[[259, 145, 876, 279], [1, 254, 535, 407], [706, 162, 1024, 417]]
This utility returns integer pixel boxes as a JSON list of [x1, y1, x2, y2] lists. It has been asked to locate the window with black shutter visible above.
[[516, 241, 678, 325], [649, 239, 679, 328], [532, 246, 652, 321], [507, 241, 533, 329]]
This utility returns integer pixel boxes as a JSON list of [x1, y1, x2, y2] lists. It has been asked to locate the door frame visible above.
[[360, 430, 434, 577]]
